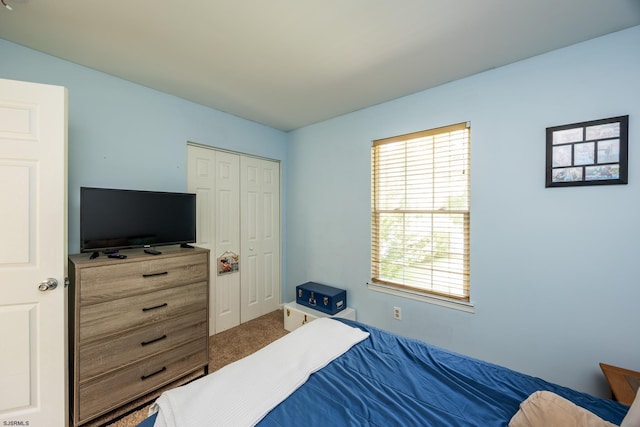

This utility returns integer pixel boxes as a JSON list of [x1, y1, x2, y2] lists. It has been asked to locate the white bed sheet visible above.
[[149, 317, 369, 427]]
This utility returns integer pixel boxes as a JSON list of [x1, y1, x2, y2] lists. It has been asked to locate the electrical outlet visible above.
[[393, 306, 402, 320]]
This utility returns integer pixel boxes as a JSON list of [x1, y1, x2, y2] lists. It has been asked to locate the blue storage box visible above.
[[296, 281, 346, 315]]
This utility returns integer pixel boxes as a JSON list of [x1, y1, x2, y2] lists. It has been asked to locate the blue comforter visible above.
[[140, 319, 628, 426]]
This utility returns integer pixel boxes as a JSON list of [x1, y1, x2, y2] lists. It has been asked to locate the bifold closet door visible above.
[[240, 156, 281, 322], [188, 144, 280, 333], [188, 146, 240, 334], [213, 151, 241, 332]]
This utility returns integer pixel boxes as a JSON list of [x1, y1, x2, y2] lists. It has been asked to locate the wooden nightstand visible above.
[[600, 363, 640, 406]]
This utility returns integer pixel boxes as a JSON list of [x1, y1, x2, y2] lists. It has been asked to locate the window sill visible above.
[[367, 282, 475, 313]]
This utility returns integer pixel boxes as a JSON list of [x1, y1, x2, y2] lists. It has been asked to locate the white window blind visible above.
[[371, 122, 470, 301]]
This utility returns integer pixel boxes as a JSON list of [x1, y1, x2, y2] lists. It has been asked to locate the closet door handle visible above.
[[141, 335, 167, 346], [142, 303, 168, 312], [141, 366, 166, 381], [142, 272, 168, 278]]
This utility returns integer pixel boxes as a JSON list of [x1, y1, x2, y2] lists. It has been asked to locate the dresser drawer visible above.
[[79, 309, 207, 380], [77, 338, 208, 423], [79, 281, 207, 342], [79, 253, 208, 304]]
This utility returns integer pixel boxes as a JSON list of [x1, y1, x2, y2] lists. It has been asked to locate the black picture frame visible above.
[[546, 115, 629, 187]]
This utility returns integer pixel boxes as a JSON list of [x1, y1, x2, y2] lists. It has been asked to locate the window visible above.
[[371, 122, 470, 302]]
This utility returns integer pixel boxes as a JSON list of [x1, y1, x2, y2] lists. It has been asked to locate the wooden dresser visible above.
[[68, 246, 210, 426]]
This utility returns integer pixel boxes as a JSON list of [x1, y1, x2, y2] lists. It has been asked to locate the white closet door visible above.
[[189, 145, 280, 332], [188, 146, 241, 333], [213, 151, 241, 332], [240, 156, 280, 322]]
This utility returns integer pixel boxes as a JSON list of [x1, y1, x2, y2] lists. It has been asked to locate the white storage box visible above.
[[283, 301, 356, 332]]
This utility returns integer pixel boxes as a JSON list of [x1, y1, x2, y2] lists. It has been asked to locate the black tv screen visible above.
[[80, 187, 196, 253]]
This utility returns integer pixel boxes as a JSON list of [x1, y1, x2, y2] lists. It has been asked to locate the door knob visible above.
[[39, 278, 58, 291]]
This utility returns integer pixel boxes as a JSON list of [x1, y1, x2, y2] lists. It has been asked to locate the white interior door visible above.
[[240, 156, 280, 322], [0, 79, 68, 426]]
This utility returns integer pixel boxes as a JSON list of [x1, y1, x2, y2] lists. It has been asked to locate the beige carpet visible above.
[[86, 309, 288, 427]]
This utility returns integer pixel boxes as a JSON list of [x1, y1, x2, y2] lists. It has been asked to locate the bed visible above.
[[138, 318, 633, 427]]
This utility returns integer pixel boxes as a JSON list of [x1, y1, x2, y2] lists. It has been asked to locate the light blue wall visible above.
[[0, 39, 288, 257], [286, 26, 640, 397]]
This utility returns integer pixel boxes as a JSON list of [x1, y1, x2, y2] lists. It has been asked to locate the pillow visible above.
[[621, 391, 640, 427], [509, 390, 616, 427]]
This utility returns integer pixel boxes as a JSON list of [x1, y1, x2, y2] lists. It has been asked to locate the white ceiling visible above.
[[1, 1, 639, 131]]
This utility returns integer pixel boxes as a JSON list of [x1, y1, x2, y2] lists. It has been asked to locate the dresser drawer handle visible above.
[[142, 303, 168, 312], [141, 366, 166, 381], [142, 271, 168, 278], [141, 334, 167, 346]]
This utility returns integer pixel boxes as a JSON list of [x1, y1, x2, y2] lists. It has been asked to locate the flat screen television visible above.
[[80, 187, 196, 253]]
